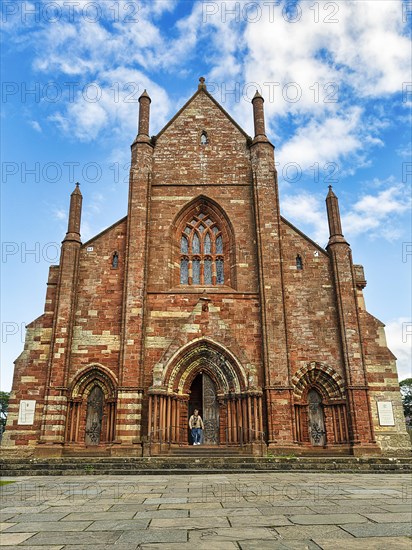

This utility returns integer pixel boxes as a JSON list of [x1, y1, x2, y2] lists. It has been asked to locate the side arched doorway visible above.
[[293, 363, 350, 452], [65, 366, 117, 448]]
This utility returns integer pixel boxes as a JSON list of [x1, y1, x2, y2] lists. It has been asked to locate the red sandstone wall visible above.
[[152, 92, 252, 187], [142, 93, 262, 392], [360, 309, 410, 452], [280, 219, 344, 378], [3, 265, 59, 448], [68, 219, 127, 383]]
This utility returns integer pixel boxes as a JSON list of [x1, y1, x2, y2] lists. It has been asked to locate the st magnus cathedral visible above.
[[3, 78, 410, 457]]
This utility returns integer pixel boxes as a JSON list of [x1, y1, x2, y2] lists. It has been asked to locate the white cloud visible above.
[[87, 192, 104, 214], [343, 184, 411, 240], [243, 0, 410, 111], [277, 107, 363, 173], [281, 180, 410, 245], [396, 142, 412, 159], [2, 0, 410, 172], [53, 208, 67, 221], [385, 317, 412, 381], [48, 69, 171, 142], [281, 191, 328, 244], [29, 120, 42, 132]]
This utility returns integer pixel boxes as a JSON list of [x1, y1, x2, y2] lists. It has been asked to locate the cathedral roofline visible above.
[[280, 216, 329, 256], [81, 216, 127, 248], [154, 78, 253, 142]]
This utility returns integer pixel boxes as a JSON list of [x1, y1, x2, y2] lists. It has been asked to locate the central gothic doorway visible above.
[[188, 372, 219, 444]]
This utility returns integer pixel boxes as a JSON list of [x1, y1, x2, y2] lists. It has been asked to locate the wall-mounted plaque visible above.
[[18, 400, 36, 425], [377, 401, 395, 426]]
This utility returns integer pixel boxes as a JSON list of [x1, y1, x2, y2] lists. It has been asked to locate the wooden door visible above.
[[308, 389, 326, 446], [85, 386, 104, 446], [202, 373, 219, 445]]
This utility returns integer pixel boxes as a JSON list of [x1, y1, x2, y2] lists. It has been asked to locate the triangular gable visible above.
[[281, 216, 329, 256], [155, 86, 252, 141]]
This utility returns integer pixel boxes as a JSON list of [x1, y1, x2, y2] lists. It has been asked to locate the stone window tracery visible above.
[[180, 212, 224, 285]]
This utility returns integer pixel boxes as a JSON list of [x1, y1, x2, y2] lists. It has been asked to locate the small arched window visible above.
[[200, 131, 208, 145], [112, 251, 119, 268], [180, 212, 224, 285], [296, 255, 303, 270]]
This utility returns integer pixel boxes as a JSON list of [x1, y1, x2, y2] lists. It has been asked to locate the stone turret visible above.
[[251, 90, 269, 144], [137, 89, 151, 143], [326, 185, 347, 246], [325, 186, 378, 454], [64, 182, 82, 243]]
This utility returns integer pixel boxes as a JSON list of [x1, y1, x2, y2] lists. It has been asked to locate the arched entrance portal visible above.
[[147, 340, 265, 453], [293, 362, 349, 450], [188, 372, 219, 445], [65, 365, 117, 447]]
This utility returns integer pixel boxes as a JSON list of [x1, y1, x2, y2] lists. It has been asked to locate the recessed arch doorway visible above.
[[188, 372, 219, 445], [147, 340, 264, 452]]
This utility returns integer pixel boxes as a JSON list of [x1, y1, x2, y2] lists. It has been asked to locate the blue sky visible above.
[[1, 0, 411, 390]]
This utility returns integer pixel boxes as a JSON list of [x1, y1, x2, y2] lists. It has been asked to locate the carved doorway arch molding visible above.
[[147, 340, 264, 448], [293, 362, 349, 447], [65, 364, 117, 446]]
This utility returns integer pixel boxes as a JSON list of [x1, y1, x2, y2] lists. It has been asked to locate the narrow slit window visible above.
[[200, 131, 208, 145], [296, 255, 303, 270], [112, 252, 119, 268]]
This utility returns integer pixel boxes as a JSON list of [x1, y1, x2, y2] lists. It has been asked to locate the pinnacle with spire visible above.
[[325, 186, 347, 246], [72, 182, 82, 195], [251, 88, 269, 144], [139, 89, 151, 103], [136, 88, 152, 142], [64, 182, 83, 243]]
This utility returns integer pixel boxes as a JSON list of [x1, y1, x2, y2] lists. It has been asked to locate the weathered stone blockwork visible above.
[[3, 79, 410, 457]]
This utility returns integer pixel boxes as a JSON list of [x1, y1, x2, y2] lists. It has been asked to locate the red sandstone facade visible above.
[[3, 79, 410, 457]]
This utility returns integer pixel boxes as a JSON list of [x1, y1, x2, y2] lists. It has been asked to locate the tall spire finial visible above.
[[136, 89, 151, 141], [326, 186, 347, 246], [251, 89, 268, 143], [72, 182, 81, 196], [65, 183, 83, 243]]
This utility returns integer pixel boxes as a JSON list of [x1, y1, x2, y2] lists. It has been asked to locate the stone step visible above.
[[1, 457, 411, 476], [169, 446, 245, 456]]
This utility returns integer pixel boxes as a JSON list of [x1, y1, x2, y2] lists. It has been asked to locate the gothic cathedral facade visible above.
[[3, 78, 410, 457]]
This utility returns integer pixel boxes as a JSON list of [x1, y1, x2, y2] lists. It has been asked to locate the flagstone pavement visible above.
[[0, 472, 411, 549]]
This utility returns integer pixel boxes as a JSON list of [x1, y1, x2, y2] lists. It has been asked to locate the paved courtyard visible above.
[[0, 472, 411, 549]]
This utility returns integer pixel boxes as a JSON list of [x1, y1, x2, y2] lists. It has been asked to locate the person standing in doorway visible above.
[[188, 409, 204, 445]]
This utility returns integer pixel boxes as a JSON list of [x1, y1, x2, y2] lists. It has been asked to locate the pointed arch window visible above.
[[180, 212, 224, 285], [200, 130, 208, 145]]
